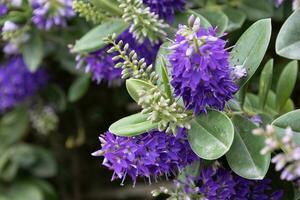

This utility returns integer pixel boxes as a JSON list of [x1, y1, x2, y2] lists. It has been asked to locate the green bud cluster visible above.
[[105, 34, 157, 82], [138, 87, 192, 134], [118, 0, 168, 44], [1, 26, 28, 41], [105, 34, 192, 134], [72, 0, 108, 24], [30, 106, 59, 135]]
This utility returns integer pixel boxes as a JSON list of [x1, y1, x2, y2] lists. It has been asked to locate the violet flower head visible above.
[[143, 0, 186, 22], [173, 166, 283, 200], [76, 30, 161, 84], [30, 0, 75, 30], [0, 3, 8, 16], [92, 129, 198, 185], [169, 17, 238, 115], [0, 56, 48, 112]]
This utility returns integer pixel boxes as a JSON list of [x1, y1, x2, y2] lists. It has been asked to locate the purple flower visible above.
[[76, 30, 161, 84], [274, 0, 285, 7], [30, 0, 75, 30], [169, 23, 238, 115], [175, 166, 283, 200], [143, 0, 186, 22], [0, 3, 8, 16], [0, 56, 48, 112], [92, 129, 198, 185]]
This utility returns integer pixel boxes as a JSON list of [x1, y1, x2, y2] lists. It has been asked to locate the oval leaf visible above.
[[188, 110, 234, 160], [222, 6, 246, 32], [276, 60, 298, 111], [226, 115, 270, 180], [230, 19, 272, 87], [272, 110, 300, 146], [68, 75, 90, 102], [72, 19, 128, 53], [22, 33, 43, 72], [126, 79, 156, 102], [109, 113, 158, 136], [276, 9, 300, 59], [197, 9, 229, 34], [258, 59, 273, 110]]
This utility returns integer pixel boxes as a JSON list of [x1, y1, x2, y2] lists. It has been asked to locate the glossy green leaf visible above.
[[197, 9, 228, 34], [272, 110, 300, 146], [240, 0, 273, 20], [276, 9, 300, 59], [188, 110, 234, 160], [126, 79, 156, 102], [72, 19, 128, 53], [226, 115, 270, 180], [258, 59, 273, 110], [22, 33, 44, 72], [276, 61, 298, 111], [109, 113, 158, 136], [230, 19, 272, 87], [222, 6, 246, 31], [0, 108, 29, 150], [68, 75, 90, 102]]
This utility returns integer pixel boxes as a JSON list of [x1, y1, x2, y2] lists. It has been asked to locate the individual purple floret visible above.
[[92, 129, 198, 185], [0, 56, 48, 112], [30, 0, 75, 30], [171, 166, 283, 200], [169, 16, 238, 115], [143, 0, 186, 22], [76, 30, 161, 84], [0, 3, 8, 16]]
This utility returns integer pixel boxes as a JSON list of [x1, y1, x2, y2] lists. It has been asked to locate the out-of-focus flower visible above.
[[0, 56, 48, 112], [274, 0, 300, 10], [92, 129, 198, 185], [30, 0, 75, 30], [169, 16, 238, 115], [30, 105, 58, 135], [143, 0, 186, 22], [75, 30, 160, 84], [155, 166, 283, 200], [0, 3, 7, 16]]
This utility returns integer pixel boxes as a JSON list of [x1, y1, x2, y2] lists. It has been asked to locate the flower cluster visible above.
[[31, 0, 75, 30], [76, 30, 160, 84], [0, 56, 48, 112], [143, 0, 186, 22], [274, 0, 300, 10], [0, 3, 7, 16], [254, 125, 300, 182], [92, 129, 198, 185], [154, 166, 283, 200], [169, 16, 238, 115]]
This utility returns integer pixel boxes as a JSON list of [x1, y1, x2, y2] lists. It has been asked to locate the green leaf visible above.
[[0, 107, 29, 150], [72, 19, 128, 53], [22, 33, 44, 72], [68, 75, 90, 102], [230, 19, 272, 88], [188, 109, 234, 160], [197, 9, 229, 34], [91, 0, 122, 15], [276, 9, 300, 59], [272, 110, 300, 146], [240, 0, 274, 20], [276, 61, 298, 111], [44, 84, 67, 112], [6, 180, 44, 200], [109, 113, 158, 136], [258, 59, 273, 110], [226, 115, 270, 179], [126, 79, 156, 102], [222, 6, 246, 32]]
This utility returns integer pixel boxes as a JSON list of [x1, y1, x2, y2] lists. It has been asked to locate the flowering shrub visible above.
[[1, 0, 300, 199]]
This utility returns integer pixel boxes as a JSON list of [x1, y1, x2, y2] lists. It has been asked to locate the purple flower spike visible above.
[[76, 30, 161, 84], [31, 0, 75, 30], [0, 56, 48, 112], [0, 3, 8, 16], [169, 24, 238, 115], [92, 129, 198, 185], [143, 0, 186, 22]]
